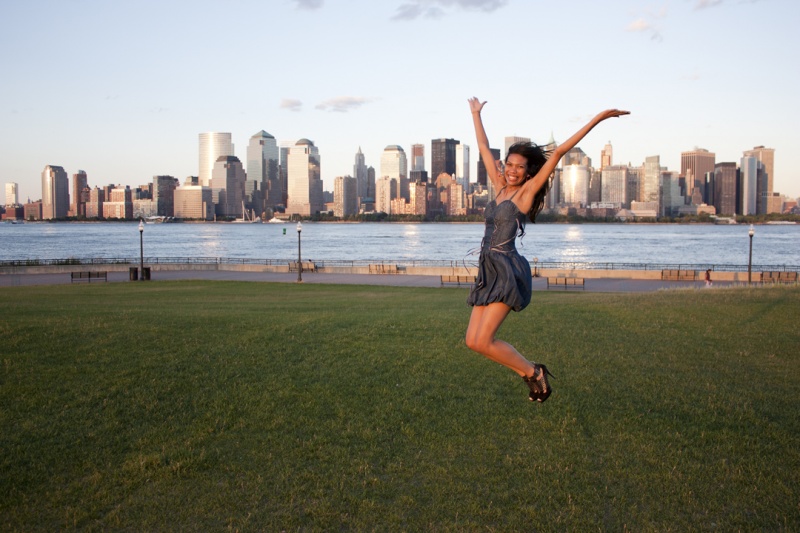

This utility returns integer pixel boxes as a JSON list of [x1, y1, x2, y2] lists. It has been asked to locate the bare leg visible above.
[[465, 302, 536, 378]]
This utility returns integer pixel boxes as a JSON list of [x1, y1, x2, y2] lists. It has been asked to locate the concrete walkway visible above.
[[0, 269, 737, 292]]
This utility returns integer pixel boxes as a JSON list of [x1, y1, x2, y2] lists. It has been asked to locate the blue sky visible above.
[[1, 0, 797, 202]]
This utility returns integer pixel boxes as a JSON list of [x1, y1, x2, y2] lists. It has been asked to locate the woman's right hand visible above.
[[468, 97, 486, 114]]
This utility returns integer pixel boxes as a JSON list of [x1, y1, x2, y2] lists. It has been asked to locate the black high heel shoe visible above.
[[523, 364, 555, 403]]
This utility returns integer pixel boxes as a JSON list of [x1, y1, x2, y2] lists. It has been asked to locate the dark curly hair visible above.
[[506, 142, 553, 223]]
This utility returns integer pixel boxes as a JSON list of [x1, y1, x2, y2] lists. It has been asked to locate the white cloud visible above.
[[626, 17, 663, 42], [280, 99, 303, 112], [391, 0, 508, 21], [292, 0, 323, 9], [315, 96, 373, 113]]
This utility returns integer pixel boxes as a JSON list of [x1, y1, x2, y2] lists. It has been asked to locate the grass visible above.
[[1, 281, 798, 531]]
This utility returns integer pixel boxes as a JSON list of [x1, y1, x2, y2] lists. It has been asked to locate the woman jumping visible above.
[[464, 97, 629, 402]]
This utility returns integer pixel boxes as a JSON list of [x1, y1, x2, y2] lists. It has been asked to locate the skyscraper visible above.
[[199, 132, 234, 187], [713, 162, 737, 216], [41, 165, 69, 219], [247, 130, 281, 208], [153, 175, 179, 217], [70, 170, 88, 217], [562, 164, 590, 206], [431, 138, 459, 180], [380, 145, 408, 200], [455, 144, 470, 191], [477, 148, 500, 188], [643, 156, 661, 204], [353, 147, 368, 199], [334, 176, 357, 217], [211, 156, 246, 218], [743, 146, 776, 214], [601, 142, 613, 170], [286, 139, 323, 217], [410, 143, 425, 172], [680, 148, 715, 202], [6, 182, 19, 205], [740, 156, 758, 215], [600, 165, 628, 205]]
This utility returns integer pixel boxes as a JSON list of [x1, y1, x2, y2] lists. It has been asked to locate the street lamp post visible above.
[[138, 219, 144, 281], [296, 221, 303, 283], [748, 224, 755, 285]]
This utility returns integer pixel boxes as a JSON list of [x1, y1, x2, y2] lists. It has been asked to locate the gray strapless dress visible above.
[[467, 198, 532, 312]]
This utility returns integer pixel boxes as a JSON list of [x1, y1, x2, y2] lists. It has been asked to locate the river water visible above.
[[1, 221, 798, 268]]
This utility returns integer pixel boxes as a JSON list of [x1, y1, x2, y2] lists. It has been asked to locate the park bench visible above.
[[70, 271, 108, 283], [760, 271, 798, 284], [369, 263, 399, 274], [546, 277, 585, 290], [440, 275, 476, 286], [661, 269, 698, 281], [288, 261, 317, 273]]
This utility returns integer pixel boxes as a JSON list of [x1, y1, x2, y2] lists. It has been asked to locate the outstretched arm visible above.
[[469, 97, 505, 191], [517, 109, 630, 212]]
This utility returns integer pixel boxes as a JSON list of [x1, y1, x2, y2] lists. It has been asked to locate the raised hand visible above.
[[596, 109, 630, 122], [468, 97, 486, 114]]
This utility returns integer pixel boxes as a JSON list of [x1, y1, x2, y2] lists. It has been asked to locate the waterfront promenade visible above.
[[0, 267, 737, 292]]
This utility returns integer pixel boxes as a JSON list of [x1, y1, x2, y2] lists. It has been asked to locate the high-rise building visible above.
[[740, 156, 758, 216], [103, 187, 133, 219], [247, 131, 281, 209], [41, 165, 69, 220], [643, 156, 661, 204], [153, 175, 179, 216], [455, 144, 470, 191], [211, 156, 246, 218], [431, 138, 459, 180], [409, 181, 427, 216], [743, 146, 776, 214], [333, 176, 357, 217], [563, 147, 590, 167], [380, 145, 408, 200], [660, 171, 683, 217], [680, 148, 715, 201], [174, 177, 213, 220], [69, 170, 88, 217], [410, 143, 425, 172], [713, 163, 737, 216], [375, 176, 394, 214], [600, 165, 628, 206], [353, 147, 368, 200], [601, 142, 613, 170], [562, 164, 590, 206], [5, 182, 18, 205], [286, 139, 323, 217], [199, 132, 234, 187]]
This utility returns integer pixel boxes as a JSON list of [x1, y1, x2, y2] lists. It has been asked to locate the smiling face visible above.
[[504, 153, 529, 186]]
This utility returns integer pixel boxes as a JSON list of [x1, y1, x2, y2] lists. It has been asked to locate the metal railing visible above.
[[1, 257, 798, 273]]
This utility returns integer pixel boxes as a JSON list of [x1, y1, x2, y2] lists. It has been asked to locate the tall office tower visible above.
[[353, 147, 369, 199], [153, 175, 178, 216], [375, 176, 394, 214], [279, 143, 292, 205], [85, 187, 105, 218], [504, 136, 531, 159], [367, 166, 376, 199], [643, 156, 661, 204], [660, 171, 683, 217], [601, 165, 629, 206], [713, 163, 737, 216], [5, 182, 18, 205], [286, 139, 323, 217], [69, 170, 88, 217], [563, 147, 590, 167], [588, 169, 602, 205], [477, 148, 501, 187], [431, 138, 459, 180], [455, 144, 470, 190], [600, 142, 613, 169], [626, 166, 642, 207], [381, 145, 408, 200], [174, 178, 213, 220], [247, 130, 281, 209], [547, 168, 561, 209], [740, 156, 758, 215], [333, 176, 357, 217], [211, 156, 246, 218], [199, 132, 234, 187], [743, 145, 776, 214], [680, 148, 715, 201], [41, 165, 69, 220], [409, 180, 427, 216], [562, 164, 590, 206], [410, 143, 425, 172], [446, 182, 465, 216]]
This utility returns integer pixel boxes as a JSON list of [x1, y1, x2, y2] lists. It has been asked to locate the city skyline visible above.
[[1, 1, 798, 202]]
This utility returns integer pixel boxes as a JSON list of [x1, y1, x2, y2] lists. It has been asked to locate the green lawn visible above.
[[1, 281, 798, 531]]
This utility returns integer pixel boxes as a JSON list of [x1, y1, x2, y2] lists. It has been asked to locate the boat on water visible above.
[[232, 202, 262, 223], [267, 217, 286, 224]]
